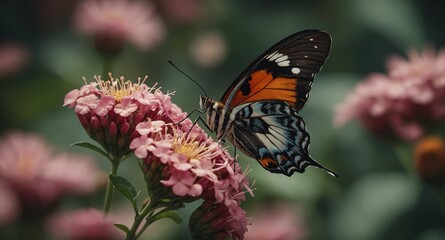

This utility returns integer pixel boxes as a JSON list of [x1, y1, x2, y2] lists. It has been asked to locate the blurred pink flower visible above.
[[335, 48, 445, 141], [64, 74, 190, 160], [0, 43, 29, 78], [189, 30, 227, 68], [0, 131, 104, 213], [245, 204, 308, 240], [73, 0, 165, 53], [154, 0, 206, 25], [0, 181, 19, 228], [46, 208, 123, 240]]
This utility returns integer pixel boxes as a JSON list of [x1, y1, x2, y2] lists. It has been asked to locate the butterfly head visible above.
[[199, 96, 214, 111]]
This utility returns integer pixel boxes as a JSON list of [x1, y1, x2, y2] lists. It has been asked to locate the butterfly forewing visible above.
[[220, 30, 331, 112]]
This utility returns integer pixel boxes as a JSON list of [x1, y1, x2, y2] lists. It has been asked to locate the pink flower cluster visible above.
[[131, 121, 252, 202], [130, 121, 252, 239], [64, 74, 188, 160], [73, 0, 207, 54], [335, 48, 445, 141], [65, 74, 252, 239], [0, 131, 103, 215], [73, 0, 165, 53]]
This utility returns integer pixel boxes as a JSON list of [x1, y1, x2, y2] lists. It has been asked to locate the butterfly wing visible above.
[[220, 30, 331, 112], [227, 100, 337, 177]]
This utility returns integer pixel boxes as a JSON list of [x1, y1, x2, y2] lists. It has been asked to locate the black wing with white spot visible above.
[[221, 30, 332, 112]]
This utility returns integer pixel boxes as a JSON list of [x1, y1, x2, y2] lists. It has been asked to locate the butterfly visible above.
[[199, 29, 337, 177]]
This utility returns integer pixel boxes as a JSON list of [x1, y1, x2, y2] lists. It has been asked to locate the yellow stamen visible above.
[[172, 131, 219, 161], [94, 73, 148, 102]]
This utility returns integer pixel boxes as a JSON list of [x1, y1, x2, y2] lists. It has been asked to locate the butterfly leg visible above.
[[175, 108, 206, 125], [185, 115, 212, 139]]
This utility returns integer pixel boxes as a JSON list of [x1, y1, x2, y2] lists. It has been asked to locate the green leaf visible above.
[[71, 141, 109, 159], [114, 223, 130, 234], [151, 210, 182, 225], [109, 175, 138, 205]]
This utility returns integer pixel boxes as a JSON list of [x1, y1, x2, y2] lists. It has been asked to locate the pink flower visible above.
[[0, 181, 19, 228], [135, 119, 165, 135], [129, 135, 155, 158], [161, 169, 202, 196], [64, 74, 190, 160], [46, 208, 123, 240], [114, 97, 138, 117], [245, 204, 308, 240], [335, 48, 445, 141], [0, 43, 29, 78], [0, 131, 104, 213], [73, 0, 165, 53]]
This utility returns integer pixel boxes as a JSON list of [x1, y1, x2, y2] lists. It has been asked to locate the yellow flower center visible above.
[[172, 131, 218, 161], [92, 73, 148, 102]]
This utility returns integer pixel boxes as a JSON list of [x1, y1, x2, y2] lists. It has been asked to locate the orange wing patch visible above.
[[259, 157, 278, 168], [228, 70, 299, 108]]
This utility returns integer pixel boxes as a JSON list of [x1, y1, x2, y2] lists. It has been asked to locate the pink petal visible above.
[[135, 121, 154, 135], [188, 184, 202, 197], [94, 96, 115, 116], [63, 89, 80, 107], [114, 97, 138, 117], [171, 182, 189, 196]]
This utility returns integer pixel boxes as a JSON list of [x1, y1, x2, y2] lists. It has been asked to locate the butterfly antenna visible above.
[[168, 60, 208, 97]]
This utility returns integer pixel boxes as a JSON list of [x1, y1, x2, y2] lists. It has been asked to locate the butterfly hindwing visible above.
[[227, 100, 336, 177], [221, 30, 331, 112]]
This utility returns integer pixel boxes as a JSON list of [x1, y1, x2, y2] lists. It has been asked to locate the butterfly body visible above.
[[200, 30, 337, 177]]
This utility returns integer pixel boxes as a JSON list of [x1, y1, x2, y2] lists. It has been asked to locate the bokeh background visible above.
[[1, 0, 445, 239]]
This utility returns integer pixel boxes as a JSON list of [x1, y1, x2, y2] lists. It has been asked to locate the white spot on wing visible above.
[[265, 51, 277, 60], [269, 52, 283, 61], [314, 45, 318, 49], [276, 55, 288, 62], [309, 38, 314, 41], [256, 133, 287, 151], [278, 60, 290, 67], [292, 67, 301, 74]]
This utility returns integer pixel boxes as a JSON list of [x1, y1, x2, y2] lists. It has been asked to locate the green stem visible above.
[[126, 200, 156, 240], [135, 207, 170, 239], [103, 160, 120, 214]]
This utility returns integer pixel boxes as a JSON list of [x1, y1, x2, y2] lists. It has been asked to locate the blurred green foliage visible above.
[[1, 0, 445, 239]]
